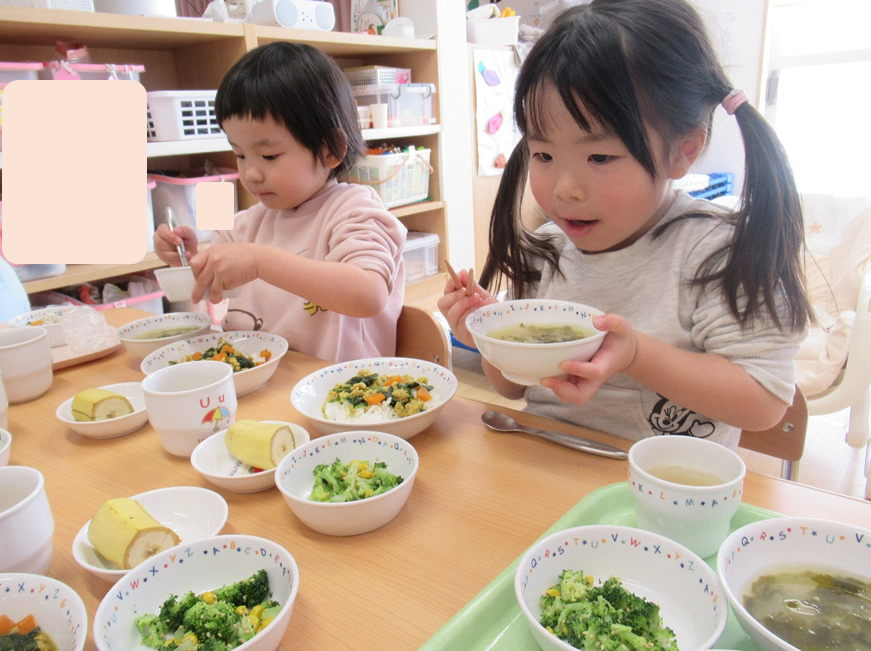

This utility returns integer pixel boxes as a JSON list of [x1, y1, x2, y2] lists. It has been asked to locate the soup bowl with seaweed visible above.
[[466, 299, 606, 386], [116, 312, 212, 358], [717, 517, 871, 651]]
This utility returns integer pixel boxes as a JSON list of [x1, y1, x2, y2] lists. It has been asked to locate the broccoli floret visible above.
[[158, 590, 201, 633], [213, 569, 271, 608], [182, 600, 240, 648], [133, 612, 168, 649]]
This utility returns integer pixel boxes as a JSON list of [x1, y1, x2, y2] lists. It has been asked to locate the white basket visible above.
[[346, 149, 432, 209], [343, 66, 411, 87], [146, 90, 221, 142]]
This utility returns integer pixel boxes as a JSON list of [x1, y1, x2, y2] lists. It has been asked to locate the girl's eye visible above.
[[262, 154, 278, 161], [589, 154, 611, 164], [532, 152, 552, 162], [234, 153, 245, 160]]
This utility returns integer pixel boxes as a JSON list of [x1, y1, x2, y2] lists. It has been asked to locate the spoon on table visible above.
[[481, 411, 628, 460]]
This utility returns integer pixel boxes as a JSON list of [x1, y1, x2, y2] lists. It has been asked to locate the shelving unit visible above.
[[1, 7, 449, 305]]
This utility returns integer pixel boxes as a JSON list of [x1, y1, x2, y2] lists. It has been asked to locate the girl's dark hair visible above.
[[482, 0, 812, 331], [215, 42, 364, 179]]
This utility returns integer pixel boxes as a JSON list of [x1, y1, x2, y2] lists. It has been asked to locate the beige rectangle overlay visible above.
[[196, 181, 235, 231], [2, 80, 146, 265]]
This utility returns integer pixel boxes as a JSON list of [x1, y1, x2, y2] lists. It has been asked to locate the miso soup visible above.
[[487, 322, 591, 344], [743, 568, 871, 651], [646, 465, 725, 486], [132, 325, 201, 340]]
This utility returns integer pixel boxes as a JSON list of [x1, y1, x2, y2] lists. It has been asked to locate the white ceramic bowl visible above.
[[466, 299, 607, 385], [0, 428, 10, 465], [717, 517, 871, 651], [7, 305, 83, 348], [94, 534, 299, 651], [72, 485, 229, 583], [515, 524, 727, 651], [0, 573, 87, 651], [141, 331, 288, 397], [275, 431, 419, 536], [55, 382, 148, 439], [191, 420, 311, 493], [116, 311, 213, 358], [155, 266, 243, 303], [290, 357, 457, 440]]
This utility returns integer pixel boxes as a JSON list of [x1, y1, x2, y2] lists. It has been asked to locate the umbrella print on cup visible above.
[[203, 406, 232, 432]]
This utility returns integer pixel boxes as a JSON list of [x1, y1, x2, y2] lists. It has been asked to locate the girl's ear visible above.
[[668, 126, 708, 179], [322, 129, 348, 170]]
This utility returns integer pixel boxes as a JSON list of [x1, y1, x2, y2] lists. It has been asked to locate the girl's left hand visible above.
[[541, 313, 638, 405], [189, 243, 259, 304]]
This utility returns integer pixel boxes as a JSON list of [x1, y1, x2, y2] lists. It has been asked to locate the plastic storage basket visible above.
[[347, 149, 432, 209], [146, 90, 221, 141], [344, 66, 411, 86]]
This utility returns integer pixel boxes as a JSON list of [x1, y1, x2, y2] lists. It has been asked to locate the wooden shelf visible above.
[[22, 252, 167, 295]]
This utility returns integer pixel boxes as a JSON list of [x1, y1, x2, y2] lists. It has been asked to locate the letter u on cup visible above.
[[0, 466, 55, 574], [142, 360, 237, 457]]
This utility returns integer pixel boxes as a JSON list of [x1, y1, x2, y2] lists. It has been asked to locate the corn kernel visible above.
[[201, 592, 217, 604]]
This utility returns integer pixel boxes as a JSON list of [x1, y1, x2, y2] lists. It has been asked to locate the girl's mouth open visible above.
[[562, 217, 597, 237]]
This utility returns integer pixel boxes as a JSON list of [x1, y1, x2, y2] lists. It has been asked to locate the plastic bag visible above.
[[61, 306, 118, 353]]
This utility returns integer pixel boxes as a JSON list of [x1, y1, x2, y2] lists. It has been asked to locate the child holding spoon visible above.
[[439, 0, 811, 448]]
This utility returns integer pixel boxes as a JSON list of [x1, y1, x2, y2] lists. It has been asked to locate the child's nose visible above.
[[554, 171, 585, 202], [244, 163, 265, 183]]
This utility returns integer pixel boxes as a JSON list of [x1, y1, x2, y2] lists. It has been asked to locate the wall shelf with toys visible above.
[[2, 5, 449, 305]]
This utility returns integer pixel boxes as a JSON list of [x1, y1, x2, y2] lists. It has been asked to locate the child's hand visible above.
[[436, 267, 497, 348], [189, 243, 259, 304], [154, 223, 198, 266], [541, 314, 638, 405]]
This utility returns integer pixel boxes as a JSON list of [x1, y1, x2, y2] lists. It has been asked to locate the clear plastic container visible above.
[[352, 83, 436, 127]]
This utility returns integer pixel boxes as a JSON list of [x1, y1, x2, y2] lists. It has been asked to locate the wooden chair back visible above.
[[395, 305, 452, 369], [739, 387, 808, 481]]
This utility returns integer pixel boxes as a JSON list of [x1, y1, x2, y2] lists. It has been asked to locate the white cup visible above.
[[628, 436, 746, 558], [142, 360, 237, 457], [0, 327, 53, 404], [0, 466, 55, 574], [369, 103, 389, 129], [0, 428, 10, 466]]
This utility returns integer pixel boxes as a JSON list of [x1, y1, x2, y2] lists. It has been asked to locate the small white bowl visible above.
[[7, 305, 83, 348], [55, 382, 148, 439], [466, 299, 607, 385], [718, 517, 871, 651], [155, 266, 243, 303], [116, 311, 213, 358], [94, 534, 299, 651], [0, 428, 10, 465], [142, 331, 288, 397], [0, 572, 87, 651], [515, 524, 727, 651], [290, 357, 457, 440], [72, 485, 229, 583], [191, 420, 311, 493], [275, 431, 419, 536]]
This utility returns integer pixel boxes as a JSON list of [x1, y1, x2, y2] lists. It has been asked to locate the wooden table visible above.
[[6, 308, 871, 650]]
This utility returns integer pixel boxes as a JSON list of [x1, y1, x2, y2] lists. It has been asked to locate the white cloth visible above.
[[521, 191, 802, 449]]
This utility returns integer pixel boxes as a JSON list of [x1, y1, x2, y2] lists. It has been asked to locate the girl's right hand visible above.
[[437, 268, 497, 348], [153, 223, 199, 266]]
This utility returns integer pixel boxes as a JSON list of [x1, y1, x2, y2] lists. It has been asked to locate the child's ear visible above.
[[669, 126, 708, 179], [322, 130, 348, 170]]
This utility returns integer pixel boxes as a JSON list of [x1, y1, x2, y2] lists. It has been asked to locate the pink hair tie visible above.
[[722, 89, 749, 115]]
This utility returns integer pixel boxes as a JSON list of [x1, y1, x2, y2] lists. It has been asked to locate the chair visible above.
[[395, 305, 452, 369], [739, 388, 808, 482]]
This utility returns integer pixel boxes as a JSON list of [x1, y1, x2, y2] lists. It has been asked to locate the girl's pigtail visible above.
[[726, 102, 812, 332], [480, 140, 561, 299]]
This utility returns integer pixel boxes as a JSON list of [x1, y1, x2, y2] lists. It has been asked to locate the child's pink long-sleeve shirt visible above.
[[215, 182, 406, 362]]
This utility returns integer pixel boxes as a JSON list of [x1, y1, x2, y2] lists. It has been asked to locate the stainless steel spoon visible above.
[[482, 410, 628, 460], [165, 206, 190, 267]]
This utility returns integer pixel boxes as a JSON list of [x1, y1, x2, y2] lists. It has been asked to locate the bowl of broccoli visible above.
[[274, 431, 419, 536], [94, 534, 299, 651], [514, 524, 727, 651]]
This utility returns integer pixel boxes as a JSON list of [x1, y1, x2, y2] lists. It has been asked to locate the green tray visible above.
[[420, 482, 781, 651]]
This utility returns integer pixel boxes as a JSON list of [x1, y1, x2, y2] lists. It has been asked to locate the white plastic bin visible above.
[[344, 66, 411, 86], [346, 148, 432, 209], [149, 167, 240, 243], [402, 231, 440, 283], [466, 16, 520, 45], [352, 83, 436, 127], [146, 90, 221, 141]]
